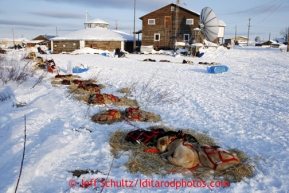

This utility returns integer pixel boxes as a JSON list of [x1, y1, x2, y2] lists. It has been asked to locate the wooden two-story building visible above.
[[139, 3, 201, 50]]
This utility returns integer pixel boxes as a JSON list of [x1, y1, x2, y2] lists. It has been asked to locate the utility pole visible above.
[[235, 25, 237, 46], [287, 27, 289, 52], [54, 25, 58, 37], [269, 33, 271, 47], [247, 18, 251, 46], [115, 20, 118, 30], [133, 0, 136, 52], [12, 28, 15, 47]]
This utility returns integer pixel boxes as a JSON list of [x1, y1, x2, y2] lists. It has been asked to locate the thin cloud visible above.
[[41, 0, 168, 11], [0, 19, 50, 27], [30, 11, 84, 19]]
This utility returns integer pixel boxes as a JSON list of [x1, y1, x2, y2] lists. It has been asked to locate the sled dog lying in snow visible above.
[[194, 145, 240, 171], [157, 132, 240, 170], [157, 135, 200, 169]]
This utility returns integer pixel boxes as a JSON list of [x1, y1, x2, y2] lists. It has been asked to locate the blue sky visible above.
[[0, 0, 288, 41]]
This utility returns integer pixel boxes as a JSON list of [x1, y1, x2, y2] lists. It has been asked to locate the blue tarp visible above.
[[72, 67, 89, 73], [207, 65, 229, 74]]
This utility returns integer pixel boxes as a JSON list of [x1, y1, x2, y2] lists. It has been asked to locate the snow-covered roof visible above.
[[218, 20, 226, 27], [84, 18, 108, 25], [113, 30, 138, 41], [0, 38, 29, 42], [51, 27, 125, 41], [275, 38, 286, 43], [26, 40, 44, 44], [40, 35, 56, 40]]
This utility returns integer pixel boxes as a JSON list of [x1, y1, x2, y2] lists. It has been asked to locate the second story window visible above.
[[186, 19, 194, 25], [148, 19, 155, 25]]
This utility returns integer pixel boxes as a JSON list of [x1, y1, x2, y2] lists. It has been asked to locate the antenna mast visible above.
[[12, 28, 15, 47], [247, 18, 251, 46], [115, 20, 118, 30]]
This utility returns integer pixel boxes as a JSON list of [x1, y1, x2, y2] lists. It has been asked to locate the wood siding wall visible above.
[[85, 41, 121, 51], [33, 36, 52, 49], [52, 40, 122, 54], [52, 41, 80, 54], [141, 4, 200, 50]]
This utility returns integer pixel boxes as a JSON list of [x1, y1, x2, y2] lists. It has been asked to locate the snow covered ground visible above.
[[0, 45, 289, 193]]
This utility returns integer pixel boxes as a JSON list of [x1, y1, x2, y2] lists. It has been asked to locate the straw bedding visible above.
[[109, 126, 254, 183], [91, 109, 161, 124]]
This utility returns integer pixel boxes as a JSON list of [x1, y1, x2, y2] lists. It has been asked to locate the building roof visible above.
[[274, 38, 286, 43], [139, 3, 199, 19], [26, 40, 44, 44], [218, 20, 226, 27], [51, 27, 125, 41], [113, 30, 135, 41], [0, 38, 29, 42], [41, 35, 56, 40], [225, 36, 248, 40], [84, 18, 108, 25]]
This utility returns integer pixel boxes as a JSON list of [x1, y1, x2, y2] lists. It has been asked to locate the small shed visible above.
[[217, 20, 226, 44], [225, 36, 248, 46], [261, 40, 280, 48], [32, 35, 56, 49]]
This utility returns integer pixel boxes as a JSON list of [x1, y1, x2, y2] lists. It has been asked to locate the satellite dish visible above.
[[199, 7, 219, 41]]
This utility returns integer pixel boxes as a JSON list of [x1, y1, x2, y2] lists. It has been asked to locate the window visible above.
[[186, 19, 194, 25], [165, 16, 171, 28], [154, 33, 160, 41], [148, 19, 155, 25], [184, 34, 190, 41]]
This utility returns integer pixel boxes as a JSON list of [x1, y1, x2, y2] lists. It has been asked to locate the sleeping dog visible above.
[[157, 131, 240, 170], [157, 134, 200, 169], [194, 145, 240, 171]]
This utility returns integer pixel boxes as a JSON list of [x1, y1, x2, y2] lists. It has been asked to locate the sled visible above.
[[207, 65, 229, 74], [72, 67, 89, 73], [198, 52, 204, 58]]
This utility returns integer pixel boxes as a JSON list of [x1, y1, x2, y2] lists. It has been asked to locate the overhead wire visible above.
[[252, 0, 285, 26], [222, 0, 284, 24], [218, 0, 281, 15]]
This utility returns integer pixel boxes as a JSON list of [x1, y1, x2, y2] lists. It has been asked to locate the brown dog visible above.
[[195, 145, 240, 170], [157, 136, 200, 169]]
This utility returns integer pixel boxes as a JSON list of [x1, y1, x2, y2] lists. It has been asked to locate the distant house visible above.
[[260, 40, 281, 48], [51, 18, 126, 54], [225, 36, 248, 46], [0, 38, 28, 48], [28, 35, 56, 49], [274, 38, 287, 44], [139, 3, 200, 50], [24, 35, 55, 49]]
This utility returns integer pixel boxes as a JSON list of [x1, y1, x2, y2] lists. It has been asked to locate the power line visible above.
[[252, 0, 285, 26], [220, 0, 284, 25], [218, 0, 281, 15]]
